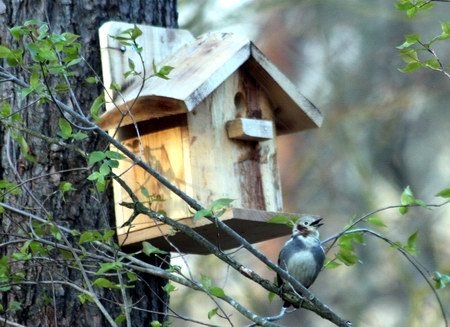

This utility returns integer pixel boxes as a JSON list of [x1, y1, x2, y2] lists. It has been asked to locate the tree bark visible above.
[[0, 1, 177, 326]]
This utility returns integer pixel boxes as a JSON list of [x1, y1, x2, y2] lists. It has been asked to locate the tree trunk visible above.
[[0, 1, 177, 326]]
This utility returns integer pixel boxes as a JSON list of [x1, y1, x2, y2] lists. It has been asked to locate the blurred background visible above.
[[170, 1, 450, 326]]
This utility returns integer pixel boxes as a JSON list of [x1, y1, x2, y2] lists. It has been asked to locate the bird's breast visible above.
[[286, 250, 318, 287]]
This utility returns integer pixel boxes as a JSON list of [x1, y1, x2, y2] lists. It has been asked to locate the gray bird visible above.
[[277, 216, 325, 308]]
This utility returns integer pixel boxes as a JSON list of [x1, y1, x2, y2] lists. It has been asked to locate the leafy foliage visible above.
[[193, 198, 234, 221]]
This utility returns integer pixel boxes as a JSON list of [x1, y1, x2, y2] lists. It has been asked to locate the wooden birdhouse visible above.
[[98, 22, 323, 254]]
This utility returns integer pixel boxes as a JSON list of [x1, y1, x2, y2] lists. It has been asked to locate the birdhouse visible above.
[[98, 22, 323, 254]]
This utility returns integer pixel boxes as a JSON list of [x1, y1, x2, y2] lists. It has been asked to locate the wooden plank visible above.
[[112, 116, 192, 239], [117, 208, 302, 254], [246, 44, 323, 134], [226, 118, 274, 141]]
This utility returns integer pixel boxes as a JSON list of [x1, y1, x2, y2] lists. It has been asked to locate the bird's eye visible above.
[[304, 221, 309, 226]]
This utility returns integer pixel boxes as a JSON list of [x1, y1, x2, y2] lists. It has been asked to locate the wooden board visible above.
[[111, 115, 193, 237], [226, 118, 274, 141], [118, 208, 295, 254]]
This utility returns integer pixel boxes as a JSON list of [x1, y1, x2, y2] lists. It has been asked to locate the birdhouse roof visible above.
[[99, 32, 323, 134]]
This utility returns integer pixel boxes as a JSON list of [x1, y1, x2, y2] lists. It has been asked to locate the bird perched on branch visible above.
[[277, 216, 325, 308]]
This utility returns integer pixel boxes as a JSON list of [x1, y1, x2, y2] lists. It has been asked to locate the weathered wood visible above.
[[246, 44, 323, 133], [118, 208, 295, 254], [98, 28, 322, 133], [113, 71, 284, 249], [111, 115, 193, 240], [226, 118, 274, 141]]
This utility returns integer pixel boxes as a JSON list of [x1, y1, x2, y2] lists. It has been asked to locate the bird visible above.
[[277, 216, 325, 308]]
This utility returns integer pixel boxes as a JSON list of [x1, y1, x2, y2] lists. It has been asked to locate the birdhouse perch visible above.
[[98, 22, 323, 254]]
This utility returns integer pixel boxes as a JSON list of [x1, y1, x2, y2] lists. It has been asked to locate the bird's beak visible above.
[[310, 218, 323, 228]]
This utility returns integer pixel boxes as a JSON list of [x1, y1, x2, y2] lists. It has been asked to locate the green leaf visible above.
[[201, 275, 212, 289], [128, 58, 135, 71], [99, 162, 111, 175], [268, 214, 296, 227], [102, 229, 115, 242], [85, 76, 99, 84], [433, 271, 450, 289], [424, 58, 440, 71], [396, 34, 420, 49], [399, 62, 422, 73], [58, 118, 73, 139], [324, 260, 341, 269], [0, 45, 11, 58], [401, 185, 415, 204], [114, 314, 126, 325], [201, 275, 225, 298], [210, 198, 234, 213], [399, 185, 427, 214], [96, 262, 123, 275], [336, 232, 363, 266], [209, 286, 225, 298], [87, 171, 101, 181], [399, 205, 408, 215], [268, 291, 276, 303], [8, 300, 21, 312], [78, 293, 94, 304], [93, 277, 117, 289], [0, 180, 21, 195], [156, 65, 174, 79], [142, 241, 168, 256], [399, 49, 419, 63], [50, 223, 62, 241], [79, 230, 102, 244], [193, 208, 211, 221], [59, 181, 75, 193], [404, 230, 418, 255], [110, 82, 121, 91], [66, 58, 81, 67], [90, 94, 104, 122], [207, 307, 219, 320], [367, 216, 387, 228], [88, 151, 107, 165], [0, 102, 11, 118], [72, 132, 88, 141], [95, 176, 107, 193], [12, 251, 32, 261], [441, 21, 450, 35], [28, 241, 48, 256], [127, 271, 138, 283], [436, 188, 450, 198], [105, 159, 119, 169], [336, 248, 358, 266], [162, 282, 176, 294], [105, 150, 125, 160], [130, 25, 143, 40], [140, 185, 150, 198]]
